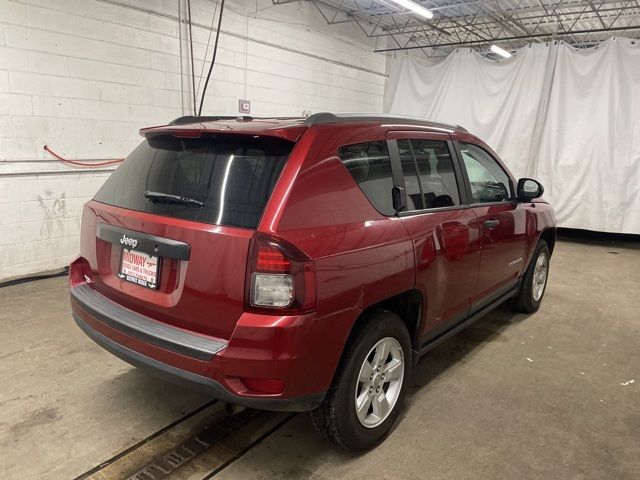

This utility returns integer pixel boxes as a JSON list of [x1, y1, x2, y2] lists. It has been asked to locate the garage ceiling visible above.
[[276, 0, 640, 59]]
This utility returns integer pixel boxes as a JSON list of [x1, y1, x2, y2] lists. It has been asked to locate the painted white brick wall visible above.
[[0, 0, 387, 281]]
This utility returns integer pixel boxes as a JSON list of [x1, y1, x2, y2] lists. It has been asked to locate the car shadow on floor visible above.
[[409, 305, 526, 392]]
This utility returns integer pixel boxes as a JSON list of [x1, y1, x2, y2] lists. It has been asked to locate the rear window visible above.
[[93, 134, 292, 229]]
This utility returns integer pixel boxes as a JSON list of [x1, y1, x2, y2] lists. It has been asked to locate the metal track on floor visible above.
[[73, 401, 296, 480], [126, 409, 260, 480]]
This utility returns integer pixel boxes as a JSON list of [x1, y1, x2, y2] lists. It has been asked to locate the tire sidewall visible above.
[[336, 312, 412, 451], [524, 241, 551, 311]]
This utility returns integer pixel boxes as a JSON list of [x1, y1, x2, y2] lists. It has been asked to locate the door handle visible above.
[[483, 219, 500, 229]]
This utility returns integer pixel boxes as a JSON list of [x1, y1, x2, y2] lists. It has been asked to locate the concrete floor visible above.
[[0, 237, 638, 479]]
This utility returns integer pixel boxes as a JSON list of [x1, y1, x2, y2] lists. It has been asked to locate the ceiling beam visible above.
[[375, 23, 640, 52]]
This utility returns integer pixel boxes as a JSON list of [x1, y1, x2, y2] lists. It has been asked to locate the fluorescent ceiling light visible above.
[[490, 44, 512, 58], [388, 0, 433, 19]]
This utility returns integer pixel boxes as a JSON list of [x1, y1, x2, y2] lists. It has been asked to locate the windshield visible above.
[[93, 134, 292, 229]]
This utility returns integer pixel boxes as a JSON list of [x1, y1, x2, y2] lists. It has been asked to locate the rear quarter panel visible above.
[[261, 125, 416, 388]]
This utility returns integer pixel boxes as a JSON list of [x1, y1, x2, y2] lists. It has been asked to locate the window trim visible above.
[[454, 141, 516, 206], [396, 204, 472, 217], [406, 140, 426, 210], [387, 135, 468, 216]]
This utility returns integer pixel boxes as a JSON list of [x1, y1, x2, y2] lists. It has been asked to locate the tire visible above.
[[510, 239, 551, 313], [310, 310, 412, 452]]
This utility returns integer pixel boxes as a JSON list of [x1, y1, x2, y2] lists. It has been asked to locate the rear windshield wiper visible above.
[[144, 191, 205, 207]]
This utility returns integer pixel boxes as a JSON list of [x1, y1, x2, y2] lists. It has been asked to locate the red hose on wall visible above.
[[43, 145, 123, 167]]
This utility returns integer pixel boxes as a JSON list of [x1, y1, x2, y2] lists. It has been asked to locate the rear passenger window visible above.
[[397, 139, 460, 211], [338, 141, 395, 216]]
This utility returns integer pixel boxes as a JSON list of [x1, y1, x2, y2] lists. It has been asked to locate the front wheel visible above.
[[310, 311, 411, 451], [510, 239, 551, 313]]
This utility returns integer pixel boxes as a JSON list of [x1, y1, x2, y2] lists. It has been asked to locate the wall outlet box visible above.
[[239, 99, 251, 114]]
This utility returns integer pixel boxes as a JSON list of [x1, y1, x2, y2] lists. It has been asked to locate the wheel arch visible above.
[[345, 290, 423, 353], [539, 227, 557, 255]]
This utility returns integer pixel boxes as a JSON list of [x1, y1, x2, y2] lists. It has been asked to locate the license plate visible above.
[[118, 249, 160, 290]]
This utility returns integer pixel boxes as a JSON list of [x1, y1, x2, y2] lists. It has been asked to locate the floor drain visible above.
[[127, 409, 260, 480]]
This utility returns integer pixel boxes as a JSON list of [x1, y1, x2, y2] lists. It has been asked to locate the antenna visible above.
[[197, 0, 226, 116], [186, 0, 197, 116]]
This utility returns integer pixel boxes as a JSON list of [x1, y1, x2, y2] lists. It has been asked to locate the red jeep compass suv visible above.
[[70, 113, 556, 451]]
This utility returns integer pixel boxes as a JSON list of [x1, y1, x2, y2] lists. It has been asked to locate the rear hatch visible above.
[[81, 130, 297, 340]]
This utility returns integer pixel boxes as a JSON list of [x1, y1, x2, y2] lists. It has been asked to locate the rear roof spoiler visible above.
[[140, 120, 307, 143]]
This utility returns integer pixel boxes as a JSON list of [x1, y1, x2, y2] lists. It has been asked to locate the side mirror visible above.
[[517, 178, 544, 202]]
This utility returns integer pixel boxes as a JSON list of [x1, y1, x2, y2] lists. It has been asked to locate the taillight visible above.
[[256, 244, 291, 273], [246, 233, 316, 313]]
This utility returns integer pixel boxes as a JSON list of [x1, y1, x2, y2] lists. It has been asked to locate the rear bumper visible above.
[[73, 313, 323, 411], [71, 283, 226, 361], [70, 283, 327, 412]]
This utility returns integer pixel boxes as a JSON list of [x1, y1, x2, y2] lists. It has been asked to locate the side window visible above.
[[338, 141, 395, 216], [397, 139, 460, 211], [459, 143, 512, 203]]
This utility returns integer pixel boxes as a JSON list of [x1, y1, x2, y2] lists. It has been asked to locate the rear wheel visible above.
[[310, 311, 411, 451], [510, 240, 551, 313]]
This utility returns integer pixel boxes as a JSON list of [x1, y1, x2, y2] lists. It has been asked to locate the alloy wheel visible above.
[[354, 337, 405, 429], [532, 251, 548, 301]]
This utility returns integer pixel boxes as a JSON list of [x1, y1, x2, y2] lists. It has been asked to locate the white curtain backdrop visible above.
[[385, 38, 640, 234]]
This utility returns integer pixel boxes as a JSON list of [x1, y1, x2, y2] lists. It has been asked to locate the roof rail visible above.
[[170, 115, 253, 125], [304, 112, 467, 132], [167, 113, 468, 133]]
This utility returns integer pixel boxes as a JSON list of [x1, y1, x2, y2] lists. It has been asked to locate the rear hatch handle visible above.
[[97, 223, 191, 260]]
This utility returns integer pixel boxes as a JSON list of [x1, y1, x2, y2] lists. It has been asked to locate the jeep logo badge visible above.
[[120, 234, 138, 249]]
